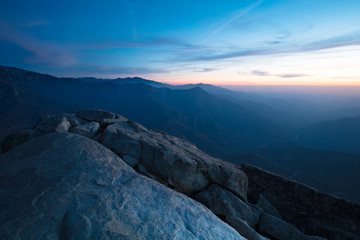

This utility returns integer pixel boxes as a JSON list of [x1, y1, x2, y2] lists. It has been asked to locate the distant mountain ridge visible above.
[[294, 116, 360, 154], [2, 65, 360, 204], [0, 65, 283, 156]]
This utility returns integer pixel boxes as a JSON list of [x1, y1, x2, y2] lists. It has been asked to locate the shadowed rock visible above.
[[226, 216, 269, 240], [256, 194, 281, 219], [0, 133, 244, 240], [194, 184, 259, 228], [258, 213, 327, 240], [242, 164, 360, 240]]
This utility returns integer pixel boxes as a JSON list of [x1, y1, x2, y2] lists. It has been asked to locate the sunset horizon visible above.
[[1, 0, 359, 86]]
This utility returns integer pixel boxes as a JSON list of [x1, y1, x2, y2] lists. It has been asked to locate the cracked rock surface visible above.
[[0, 133, 244, 240]]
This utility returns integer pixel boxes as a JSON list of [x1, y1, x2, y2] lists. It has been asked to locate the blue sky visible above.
[[1, 0, 360, 85]]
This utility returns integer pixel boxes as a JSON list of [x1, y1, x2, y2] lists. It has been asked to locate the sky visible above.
[[0, 0, 360, 86]]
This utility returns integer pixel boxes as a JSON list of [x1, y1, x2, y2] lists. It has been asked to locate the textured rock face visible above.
[[99, 119, 248, 198], [194, 184, 259, 228], [4, 109, 358, 240], [258, 213, 327, 240], [0, 133, 244, 240], [3, 109, 248, 199], [242, 164, 360, 240]]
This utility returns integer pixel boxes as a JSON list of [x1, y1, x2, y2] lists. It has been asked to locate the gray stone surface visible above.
[[0, 133, 245, 240], [194, 184, 259, 229], [76, 108, 127, 124], [226, 216, 269, 240], [34, 114, 73, 133], [69, 121, 100, 138], [122, 154, 140, 167], [258, 213, 327, 240], [256, 193, 281, 219], [2, 109, 248, 200], [100, 118, 248, 198], [242, 164, 359, 240]]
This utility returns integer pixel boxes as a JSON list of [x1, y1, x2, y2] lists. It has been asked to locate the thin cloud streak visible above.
[[280, 74, 307, 78], [0, 20, 77, 66], [250, 70, 308, 78], [79, 38, 199, 50], [194, 68, 217, 72], [252, 70, 268, 76], [180, 31, 360, 62], [205, 0, 263, 41], [49, 64, 169, 78]]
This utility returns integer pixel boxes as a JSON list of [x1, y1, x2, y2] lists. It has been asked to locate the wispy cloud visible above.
[[80, 38, 198, 50], [279, 74, 307, 78], [55, 63, 169, 77], [206, 0, 263, 41], [194, 67, 217, 72], [252, 70, 268, 76], [0, 20, 77, 66], [179, 31, 360, 62], [250, 70, 308, 78]]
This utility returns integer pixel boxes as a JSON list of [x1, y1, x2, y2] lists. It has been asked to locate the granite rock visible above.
[[0, 133, 245, 240]]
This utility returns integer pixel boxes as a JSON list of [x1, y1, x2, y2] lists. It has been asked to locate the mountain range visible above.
[[1, 65, 360, 203]]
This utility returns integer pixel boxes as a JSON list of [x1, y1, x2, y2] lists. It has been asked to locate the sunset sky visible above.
[[0, 0, 360, 85]]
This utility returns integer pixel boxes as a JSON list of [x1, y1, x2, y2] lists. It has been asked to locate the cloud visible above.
[[80, 38, 197, 50], [300, 32, 360, 52], [194, 68, 217, 72], [0, 20, 77, 66], [179, 31, 360, 62], [249, 70, 308, 78], [187, 49, 267, 61], [206, 0, 263, 41], [279, 74, 307, 78], [252, 70, 268, 76], [56, 64, 169, 77]]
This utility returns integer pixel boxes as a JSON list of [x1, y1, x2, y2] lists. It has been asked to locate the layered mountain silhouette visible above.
[[0, 66, 283, 157], [2, 65, 360, 204], [294, 116, 360, 154]]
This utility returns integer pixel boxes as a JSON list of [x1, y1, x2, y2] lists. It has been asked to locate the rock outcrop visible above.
[[242, 164, 360, 240], [2, 109, 357, 239], [0, 133, 244, 239]]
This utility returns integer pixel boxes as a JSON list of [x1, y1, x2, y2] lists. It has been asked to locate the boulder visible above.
[[1, 109, 249, 200], [256, 194, 281, 219], [226, 216, 270, 240], [194, 184, 259, 228], [122, 154, 140, 168], [100, 117, 248, 198], [34, 114, 72, 133], [76, 108, 127, 124], [69, 121, 100, 138], [258, 213, 327, 240], [0, 133, 245, 240]]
